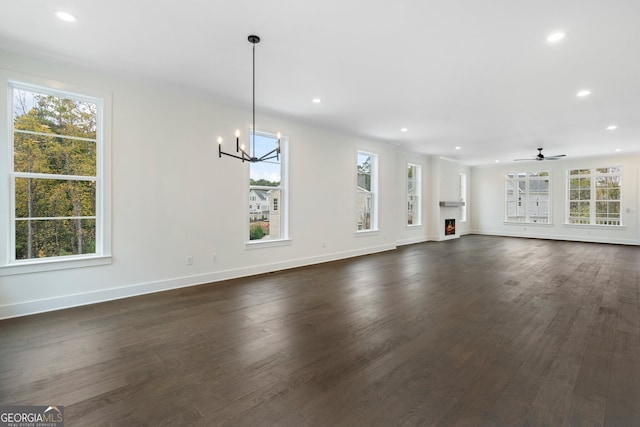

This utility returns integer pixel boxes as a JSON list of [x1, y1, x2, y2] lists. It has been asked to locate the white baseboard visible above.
[[396, 236, 429, 246], [470, 229, 639, 246], [0, 243, 397, 320]]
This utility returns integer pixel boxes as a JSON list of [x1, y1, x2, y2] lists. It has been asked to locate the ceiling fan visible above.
[[515, 148, 566, 161]]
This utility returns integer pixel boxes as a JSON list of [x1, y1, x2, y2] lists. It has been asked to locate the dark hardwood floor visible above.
[[1, 235, 639, 426]]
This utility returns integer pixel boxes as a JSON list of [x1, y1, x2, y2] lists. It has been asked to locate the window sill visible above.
[[563, 223, 626, 230], [245, 238, 292, 249], [503, 221, 553, 226], [355, 229, 379, 237], [406, 224, 423, 229], [0, 255, 112, 276]]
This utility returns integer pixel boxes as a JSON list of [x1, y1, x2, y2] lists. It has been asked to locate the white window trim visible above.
[[407, 163, 422, 227], [565, 166, 623, 227], [355, 150, 379, 234], [245, 130, 289, 246], [0, 71, 112, 276], [504, 171, 551, 224]]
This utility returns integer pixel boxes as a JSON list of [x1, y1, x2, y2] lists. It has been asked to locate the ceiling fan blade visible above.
[[546, 154, 566, 159], [514, 158, 535, 161]]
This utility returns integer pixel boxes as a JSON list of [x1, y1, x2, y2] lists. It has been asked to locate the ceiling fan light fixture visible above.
[[514, 148, 566, 162]]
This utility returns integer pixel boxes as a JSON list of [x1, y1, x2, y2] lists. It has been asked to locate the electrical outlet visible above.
[[186, 256, 193, 265], [212, 253, 218, 262]]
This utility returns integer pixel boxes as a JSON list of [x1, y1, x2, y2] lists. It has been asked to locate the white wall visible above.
[[1, 49, 454, 318], [471, 155, 640, 245]]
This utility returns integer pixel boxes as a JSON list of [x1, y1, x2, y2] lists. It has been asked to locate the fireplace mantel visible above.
[[439, 201, 465, 207]]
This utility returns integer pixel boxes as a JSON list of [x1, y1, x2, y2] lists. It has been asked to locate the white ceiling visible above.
[[1, 0, 639, 165]]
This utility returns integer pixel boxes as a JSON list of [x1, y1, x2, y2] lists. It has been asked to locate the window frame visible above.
[[245, 130, 289, 246], [566, 166, 622, 226], [0, 72, 112, 275], [504, 171, 551, 224], [355, 150, 378, 233], [407, 163, 422, 227], [459, 172, 467, 223]]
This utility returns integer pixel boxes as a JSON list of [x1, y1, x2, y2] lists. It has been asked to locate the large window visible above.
[[356, 151, 378, 232], [567, 167, 621, 225], [248, 132, 287, 241], [407, 163, 421, 226], [2, 80, 109, 270], [459, 173, 467, 222], [505, 171, 550, 223]]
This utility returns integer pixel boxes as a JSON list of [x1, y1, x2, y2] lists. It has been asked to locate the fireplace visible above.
[[445, 218, 456, 236]]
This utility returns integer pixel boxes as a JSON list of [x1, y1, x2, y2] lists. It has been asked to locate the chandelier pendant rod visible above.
[[218, 35, 280, 163], [252, 40, 256, 158]]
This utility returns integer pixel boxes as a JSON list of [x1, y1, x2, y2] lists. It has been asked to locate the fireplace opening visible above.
[[445, 219, 456, 235]]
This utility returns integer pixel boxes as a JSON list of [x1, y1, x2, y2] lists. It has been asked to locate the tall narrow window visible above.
[[567, 167, 621, 225], [407, 163, 422, 226], [248, 132, 287, 241], [356, 151, 378, 232], [505, 171, 550, 223], [7, 82, 105, 262], [459, 173, 467, 222]]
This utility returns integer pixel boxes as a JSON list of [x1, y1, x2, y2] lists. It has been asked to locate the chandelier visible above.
[[218, 35, 281, 163]]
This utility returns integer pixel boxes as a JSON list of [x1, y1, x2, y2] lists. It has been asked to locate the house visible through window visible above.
[[356, 151, 378, 232], [7, 82, 104, 262], [248, 133, 287, 241], [505, 171, 550, 223], [567, 167, 621, 225]]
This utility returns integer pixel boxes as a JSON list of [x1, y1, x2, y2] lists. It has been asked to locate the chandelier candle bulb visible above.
[[217, 137, 222, 157], [235, 129, 240, 152]]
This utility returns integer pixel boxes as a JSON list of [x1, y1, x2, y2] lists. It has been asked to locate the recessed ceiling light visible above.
[[606, 125, 618, 130], [495, 160, 500, 163], [576, 89, 592, 97], [547, 32, 566, 43], [400, 128, 408, 132], [55, 10, 78, 22], [312, 98, 322, 104], [455, 146, 461, 150], [615, 148, 622, 152]]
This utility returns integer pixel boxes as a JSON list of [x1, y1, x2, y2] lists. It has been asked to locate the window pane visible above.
[[15, 178, 96, 224], [15, 177, 96, 218], [15, 218, 96, 259], [357, 153, 372, 173], [13, 90, 97, 137], [14, 133, 96, 176], [357, 153, 372, 192], [357, 191, 372, 230], [249, 135, 280, 184], [569, 169, 590, 175]]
